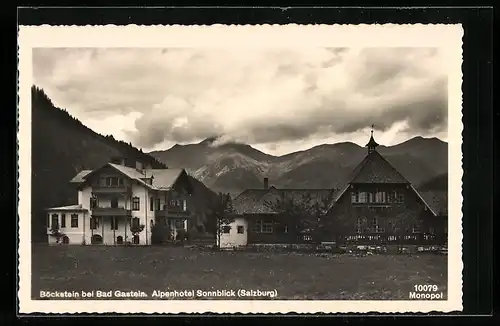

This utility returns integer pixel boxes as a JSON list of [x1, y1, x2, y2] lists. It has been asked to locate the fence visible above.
[[339, 233, 447, 246]]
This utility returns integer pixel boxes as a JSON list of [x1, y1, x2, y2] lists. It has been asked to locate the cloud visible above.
[[33, 47, 447, 152]]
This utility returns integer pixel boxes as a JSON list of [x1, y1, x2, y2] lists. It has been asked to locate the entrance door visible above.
[[91, 234, 103, 244]]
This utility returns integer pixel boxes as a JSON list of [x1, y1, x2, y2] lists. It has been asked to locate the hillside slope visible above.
[[31, 86, 216, 242]]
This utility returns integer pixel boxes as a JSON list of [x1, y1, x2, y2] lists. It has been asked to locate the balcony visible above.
[[155, 206, 191, 218], [91, 185, 132, 195], [91, 207, 132, 216]]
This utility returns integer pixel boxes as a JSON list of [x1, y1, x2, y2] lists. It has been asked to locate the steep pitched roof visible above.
[[232, 188, 337, 215], [326, 148, 438, 217], [350, 150, 409, 184], [145, 168, 186, 190], [70, 163, 188, 191]]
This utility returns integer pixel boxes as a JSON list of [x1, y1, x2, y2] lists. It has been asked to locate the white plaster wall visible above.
[[217, 217, 248, 248], [47, 211, 87, 245], [131, 183, 153, 245], [78, 187, 92, 210]]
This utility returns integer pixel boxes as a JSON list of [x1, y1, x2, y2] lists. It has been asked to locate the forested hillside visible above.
[[31, 86, 216, 242]]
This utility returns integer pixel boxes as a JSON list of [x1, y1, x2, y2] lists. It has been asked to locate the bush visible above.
[[176, 229, 189, 243], [151, 223, 172, 245]]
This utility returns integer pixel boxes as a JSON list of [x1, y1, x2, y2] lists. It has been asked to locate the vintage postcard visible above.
[[18, 24, 464, 314]]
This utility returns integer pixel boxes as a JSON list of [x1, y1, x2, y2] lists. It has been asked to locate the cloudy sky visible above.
[[33, 47, 448, 156]]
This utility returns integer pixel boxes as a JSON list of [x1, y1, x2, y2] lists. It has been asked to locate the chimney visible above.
[[263, 177, 269, 189]]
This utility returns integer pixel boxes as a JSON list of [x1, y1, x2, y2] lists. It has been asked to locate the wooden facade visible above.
[[323, 183, 447, 245], [322, 132, 447, 246]]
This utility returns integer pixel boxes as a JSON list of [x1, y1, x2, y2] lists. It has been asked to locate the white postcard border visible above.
[[18, 24, 464, 314]]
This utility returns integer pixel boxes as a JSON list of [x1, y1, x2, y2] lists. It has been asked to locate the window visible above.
[[51, 214, 59, 229], [397, 193, 405, 203], [111, 177, 118, 186], [182, 199, 187, 211], [356, 217, 367, 234], [351, 191, 367, 203], [412, 223, 421, 234], [388, 191, 397, 203], [284, 225, 288, 233], [90, 217, 100, 230], [371, 217, 378, 232], [150, 219, 154, 230], [222, 225, 231, 234], [71, 214, 79, 228], [150, 197, 154, 211], [118, 178, 124, 186], [237, 225, 244, 234], [110, 217, 119, 230], [251, 220, 273, 233], [156, 198, 161, 211], [429, 227, 435, 234], [132, 197, 140, 211], [60, 214, 66, 228], [174, 219, 184, 229], [131, 217, 140, 229], [110, 197, 119, 208], [90, 197, 98, 209], [375, 191, 386, 203]]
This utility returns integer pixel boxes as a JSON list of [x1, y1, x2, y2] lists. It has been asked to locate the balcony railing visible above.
[[155, 206, 191, 218], [91, 207, 132, 216], [91, 185, 132, 194], [339, 233, 447, 245]]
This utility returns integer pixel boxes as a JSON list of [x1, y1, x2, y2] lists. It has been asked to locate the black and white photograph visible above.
[[18, 24, 464, 314]]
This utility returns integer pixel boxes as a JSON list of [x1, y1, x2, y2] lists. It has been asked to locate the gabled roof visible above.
[[232, 187, 337, 215], [70, 163, 188, 191], [325, 147, 438, 217], [144, 168, 187, 190], [350, 150, 409, 184]]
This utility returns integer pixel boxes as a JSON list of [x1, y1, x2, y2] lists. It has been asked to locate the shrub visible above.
[[151, 223, 172, 245], [176, 229, 189, 243]]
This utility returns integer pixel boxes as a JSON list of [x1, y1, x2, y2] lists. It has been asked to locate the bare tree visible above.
[[210, 192, 235, 248]]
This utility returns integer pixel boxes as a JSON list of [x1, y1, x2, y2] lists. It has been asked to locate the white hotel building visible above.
[[45, 157, 194, 245]]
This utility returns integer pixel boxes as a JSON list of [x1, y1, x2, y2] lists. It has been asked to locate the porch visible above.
[[88, 215, 137, 245]]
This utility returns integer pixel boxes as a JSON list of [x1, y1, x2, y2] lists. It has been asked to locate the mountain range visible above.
[[149, 135, 448, 196]]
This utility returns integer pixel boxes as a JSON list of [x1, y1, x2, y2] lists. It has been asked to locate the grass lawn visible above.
[[31, 244, 447, 300]]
